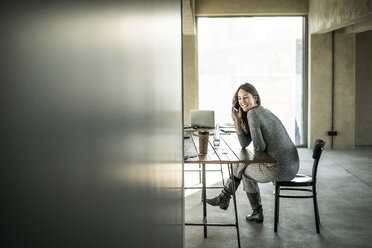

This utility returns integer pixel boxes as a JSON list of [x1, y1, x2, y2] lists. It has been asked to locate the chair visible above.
[[273, 139, 325, 233]]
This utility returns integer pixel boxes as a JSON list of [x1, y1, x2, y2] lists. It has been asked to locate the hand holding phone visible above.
[[234, 101, 240, 111]]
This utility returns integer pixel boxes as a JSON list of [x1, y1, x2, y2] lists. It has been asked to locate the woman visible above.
[[206, 82, 299, 223]]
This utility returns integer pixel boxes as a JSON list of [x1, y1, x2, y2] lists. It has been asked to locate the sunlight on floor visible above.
[[184, 164, 230, 197]]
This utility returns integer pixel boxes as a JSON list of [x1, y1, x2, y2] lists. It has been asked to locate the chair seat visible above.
[[276, 174, 313, 187]]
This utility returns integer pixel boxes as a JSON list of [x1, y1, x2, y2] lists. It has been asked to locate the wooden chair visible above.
[[273, 139, 325, 233]]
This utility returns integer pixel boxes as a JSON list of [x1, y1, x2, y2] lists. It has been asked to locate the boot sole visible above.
[[247, 219, 263, 223], [206, 199, 220, 206], [246, 218, 264, 223]]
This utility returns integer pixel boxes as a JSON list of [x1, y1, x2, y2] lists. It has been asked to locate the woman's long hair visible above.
[[232, 83, 261, 128]]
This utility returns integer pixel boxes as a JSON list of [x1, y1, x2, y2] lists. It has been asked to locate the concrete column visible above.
[[333, 31, 356, 149], [308, 33, 333, 149], [355, 30, 372, 146], [183, 0, 198, 124], [309, 31, 356, 150]]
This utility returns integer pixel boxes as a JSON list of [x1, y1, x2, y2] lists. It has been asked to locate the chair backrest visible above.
[[311, 139, 325, 184]]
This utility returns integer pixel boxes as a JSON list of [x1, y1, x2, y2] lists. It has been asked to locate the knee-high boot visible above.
[[246, 192, 264, 223], [206, 177, 241, 210]]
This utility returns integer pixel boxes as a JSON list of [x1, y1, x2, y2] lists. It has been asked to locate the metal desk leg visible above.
[[199, 163, 202, 185], [230, 164, 241, 248], [202, 163, 207, 238]]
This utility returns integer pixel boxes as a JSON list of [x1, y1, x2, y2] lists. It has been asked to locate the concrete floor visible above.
[[185, 147, 372, 248]]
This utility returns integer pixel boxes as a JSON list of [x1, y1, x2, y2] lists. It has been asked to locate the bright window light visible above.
[[197, 17, 305, 145]]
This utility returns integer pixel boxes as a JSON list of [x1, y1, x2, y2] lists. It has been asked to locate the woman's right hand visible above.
[[231, 106, 242, 123], [232, 106, 244, 135]]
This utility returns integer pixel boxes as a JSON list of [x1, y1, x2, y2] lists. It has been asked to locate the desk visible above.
[[184, 132, 276, 248]]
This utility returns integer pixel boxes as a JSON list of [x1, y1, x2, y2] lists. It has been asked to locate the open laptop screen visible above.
[[189, 109, 215, 128]]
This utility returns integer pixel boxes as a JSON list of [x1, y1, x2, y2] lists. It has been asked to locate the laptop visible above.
[[190, 109, 215, 128]]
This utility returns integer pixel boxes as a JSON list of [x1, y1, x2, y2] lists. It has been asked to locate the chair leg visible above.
[[313, 186, 320, 233], [274, 185, 280, 232]]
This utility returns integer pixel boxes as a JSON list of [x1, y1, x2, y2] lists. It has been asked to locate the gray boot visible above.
[[206, 177, 240, 210], [246, 192, 264, 223]]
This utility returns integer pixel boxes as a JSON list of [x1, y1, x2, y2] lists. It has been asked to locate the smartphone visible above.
[[234, 101, 240, 111]]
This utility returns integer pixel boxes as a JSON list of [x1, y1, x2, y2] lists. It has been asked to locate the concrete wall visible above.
[[309, 0, 372, 33], [333, 31, 356, 149], [183, 0, 198, 124], [2, 1, 183, 247], [308, 0, 372, 149], [308, 31, 356, 150], [308, 33, 333, 147], [355, 30, 372, 146]]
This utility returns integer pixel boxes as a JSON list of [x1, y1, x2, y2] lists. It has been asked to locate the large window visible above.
[[198, 17, 306, 146]]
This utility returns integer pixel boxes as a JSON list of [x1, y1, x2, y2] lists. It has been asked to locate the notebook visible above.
[[220, 127, 236, 133], [190, 109, 215, 128]]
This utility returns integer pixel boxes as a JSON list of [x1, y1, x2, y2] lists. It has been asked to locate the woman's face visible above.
[[238, 89, 258, 112]]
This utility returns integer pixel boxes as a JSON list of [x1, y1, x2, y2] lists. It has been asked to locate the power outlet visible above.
[[328, 131, 338, 136]]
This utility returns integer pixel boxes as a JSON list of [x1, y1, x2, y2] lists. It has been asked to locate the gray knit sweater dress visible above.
[[236, 106, 299, 193]]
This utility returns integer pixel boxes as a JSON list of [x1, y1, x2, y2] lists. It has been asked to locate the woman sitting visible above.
[[207, 82, 299, 223]]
